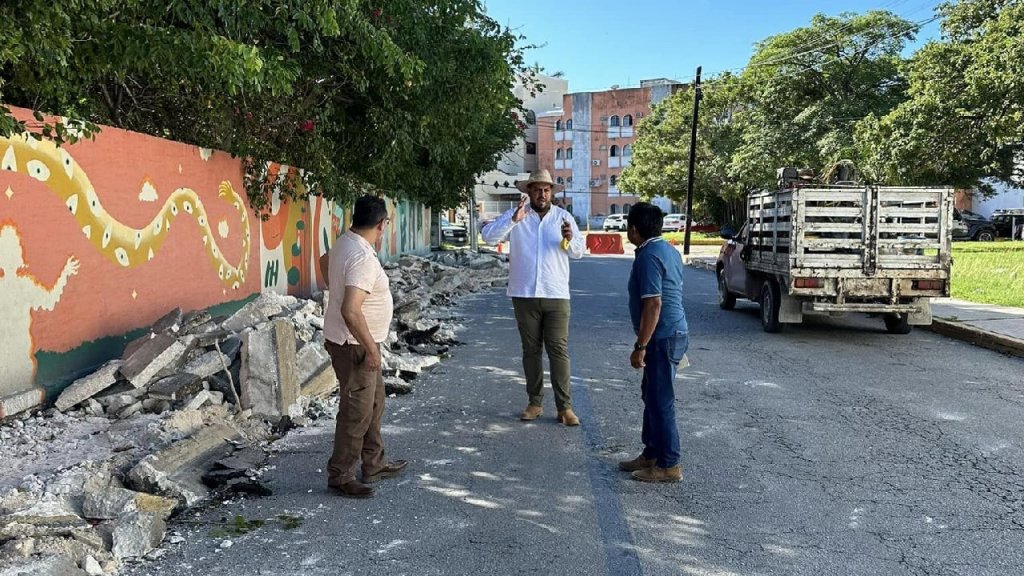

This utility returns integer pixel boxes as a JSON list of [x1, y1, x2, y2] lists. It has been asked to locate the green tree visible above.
[[618, 74, 747, 224], [734, 10, 919, 188], [0, 1, 532, 212], [855, 0, 1024, 192]]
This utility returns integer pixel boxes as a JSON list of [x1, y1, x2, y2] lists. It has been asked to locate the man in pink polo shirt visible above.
[[322, 195, 407, 498]]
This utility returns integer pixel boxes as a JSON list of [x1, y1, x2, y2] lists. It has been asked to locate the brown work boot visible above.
[[329, 480, 375, 498], [519, 405, 543, 421], [556, 409, 580, 427], [363, 460, 409, 483], [631, 465, 682, 483], [618, 455, 656, 472]]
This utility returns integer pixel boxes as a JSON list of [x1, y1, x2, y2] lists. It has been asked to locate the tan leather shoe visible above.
[[519, 405, 543, 421], [329, 480, 375, 498], [556, 409, 580, 427], [363, 460, 409, 483], [631, 465, 682, 483], [618, 455, 656, 472]]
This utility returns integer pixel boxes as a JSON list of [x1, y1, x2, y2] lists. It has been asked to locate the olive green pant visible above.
[[511, 298, 572, 411]]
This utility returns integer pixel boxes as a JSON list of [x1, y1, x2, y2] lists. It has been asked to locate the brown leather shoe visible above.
[[329, 480, 375, 498], [618, 455, 656, 472], [519, 405, 543, 421], [363, 460, 409, 483], [556, 409, 580, 427], [631, 465, 682, 483]]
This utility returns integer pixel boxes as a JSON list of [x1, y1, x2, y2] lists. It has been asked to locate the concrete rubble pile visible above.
[[0, 250, 507, 575]]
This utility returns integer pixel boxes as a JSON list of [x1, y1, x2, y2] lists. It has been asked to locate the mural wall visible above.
[[0, 107, 430, 416]]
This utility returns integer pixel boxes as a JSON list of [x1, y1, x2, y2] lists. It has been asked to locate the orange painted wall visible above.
[[0, 106, 430, 413]]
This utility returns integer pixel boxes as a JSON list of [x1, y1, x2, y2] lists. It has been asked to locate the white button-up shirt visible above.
[[482, 204, 584, 299]]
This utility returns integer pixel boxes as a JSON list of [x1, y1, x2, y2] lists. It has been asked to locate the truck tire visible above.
[[718, 268, 736, 310], [760, 279, 781, 333], [884, 314, 912, 334], [974, 229, 995, 242]]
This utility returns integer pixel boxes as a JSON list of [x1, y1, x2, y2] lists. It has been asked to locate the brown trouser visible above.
[[325, 340, 386, 485], [511, 298, 572, 411]]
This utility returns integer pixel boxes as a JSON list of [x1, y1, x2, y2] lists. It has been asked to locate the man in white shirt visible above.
[[481, 169, 585, 426], [322, 195, 407, 498]]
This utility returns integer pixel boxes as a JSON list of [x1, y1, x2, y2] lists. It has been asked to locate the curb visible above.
[[682, 259, 1024, 357], [923, 319, 1024, 358]]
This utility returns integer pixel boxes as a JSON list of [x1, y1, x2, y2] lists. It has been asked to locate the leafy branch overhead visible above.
[[0, 0, 538, 212]]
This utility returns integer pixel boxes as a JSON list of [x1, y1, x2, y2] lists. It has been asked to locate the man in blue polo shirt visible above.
[[621, 202, 688, 483]]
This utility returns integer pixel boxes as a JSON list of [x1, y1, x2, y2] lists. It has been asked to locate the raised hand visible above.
[[512, 195, 528, 223]]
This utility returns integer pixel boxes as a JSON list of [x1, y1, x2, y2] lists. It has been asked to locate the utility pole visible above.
[[683, 66, 702, 256]]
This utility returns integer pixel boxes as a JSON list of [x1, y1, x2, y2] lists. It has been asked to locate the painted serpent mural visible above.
[[0, 133, 251, 290]]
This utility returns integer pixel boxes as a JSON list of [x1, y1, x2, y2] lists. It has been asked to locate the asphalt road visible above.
[[131, 257, 1024, 576]]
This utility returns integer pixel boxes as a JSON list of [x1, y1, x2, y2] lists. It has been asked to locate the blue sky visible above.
[[481, 0, 943, 91]]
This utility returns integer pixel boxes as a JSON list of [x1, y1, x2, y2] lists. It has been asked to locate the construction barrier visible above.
[[586, 233, 625, 255]]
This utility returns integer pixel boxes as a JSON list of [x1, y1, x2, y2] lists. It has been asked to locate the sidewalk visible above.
[[678, 248, 1024, 358]]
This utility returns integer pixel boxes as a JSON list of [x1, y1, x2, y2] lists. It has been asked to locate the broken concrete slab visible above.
[[295, 343, 336, 399], [151, 308, 183, 335], [147, 373, 202, 402], [180, 390, 212, 412], [119, 334, 190, 389], [54, 361, 123, 412], [0, 554, 87, 576], [181, 350, 229, 380], [81, 486, 136, 520], [240, 320, 298, 420], [181, 309, 213, 334], [111, 511, 165, 559], [127, 422, 240, 507], [220, 294, 292, 333]]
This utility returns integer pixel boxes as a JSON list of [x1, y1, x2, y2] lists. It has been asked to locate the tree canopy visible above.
[[0, 0, 534, 212], [623, 3, 1023, 225]]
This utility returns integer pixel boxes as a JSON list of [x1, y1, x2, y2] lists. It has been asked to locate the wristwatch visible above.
[[633, 342, 647, 351]]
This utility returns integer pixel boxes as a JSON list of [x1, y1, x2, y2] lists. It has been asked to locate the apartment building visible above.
[[537, 79, 685, 220], [474, 74, 569, 220]]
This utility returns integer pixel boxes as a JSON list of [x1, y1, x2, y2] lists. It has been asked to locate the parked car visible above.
[[952, 208, 997, 241], [602, 214, 627, 232], [440, 217, 469, 244], [991, 208, 1024, 239], [662, 213, 686, 232]]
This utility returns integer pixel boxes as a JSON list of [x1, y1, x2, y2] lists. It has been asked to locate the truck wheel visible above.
[[974, 230, 995, 242], [884, 314, 912, 334], [760, 279, 781, 333], [718, 269, 736, 310]]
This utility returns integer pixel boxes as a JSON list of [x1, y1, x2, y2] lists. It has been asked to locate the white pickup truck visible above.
[[716, 185, 954, 334]]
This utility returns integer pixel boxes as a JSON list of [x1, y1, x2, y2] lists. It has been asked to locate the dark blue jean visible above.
[[641, 332, 688, 468]]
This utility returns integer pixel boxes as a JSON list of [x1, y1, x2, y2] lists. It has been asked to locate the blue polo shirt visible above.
[[628, 237, 688, 339]]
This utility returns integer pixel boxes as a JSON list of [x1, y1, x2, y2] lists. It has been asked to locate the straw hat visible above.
[[515, 169, 564, 194]]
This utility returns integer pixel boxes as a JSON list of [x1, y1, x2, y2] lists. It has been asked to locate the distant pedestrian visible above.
[[322, 195, 408, 498], [481, 169, 585, 426], [621, 203, 688, 482]]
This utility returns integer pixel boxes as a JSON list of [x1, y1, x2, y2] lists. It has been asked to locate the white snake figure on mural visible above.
[[0, 132, 251, 390]]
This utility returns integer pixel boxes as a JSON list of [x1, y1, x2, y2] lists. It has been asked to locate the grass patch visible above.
[[662, 232, 723, 246], [951, 242, 1024, 307]]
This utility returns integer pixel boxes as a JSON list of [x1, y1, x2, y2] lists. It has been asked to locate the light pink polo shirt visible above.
[[324, 231, 393, 344]]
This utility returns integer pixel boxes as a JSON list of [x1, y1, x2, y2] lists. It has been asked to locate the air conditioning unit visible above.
[[590, 180, 601, 187], [636, 112, 644, 118], [592, 159, 601, 166], [600, 116, 609, 122]]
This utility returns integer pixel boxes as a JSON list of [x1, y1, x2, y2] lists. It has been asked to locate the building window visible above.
[[556, 176, 564, 185], [623, 144, 633, 157], [623, 114, 634, 127], [526, 110, 536, 125], [610, 204, 619, 214], [623, 203, 631, 214], [566, 119, 573, 130], [609, 115, 620, 127], [526, 141, 537, 155], [567, 176, 573, 185], [556, 148, 563, 160], [609, 145, 619, 157], [566, 147, 573, 159], [555, 120, 563, 131], [566, 203, 573, 214], [610, 175, 618, 186]]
